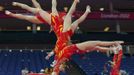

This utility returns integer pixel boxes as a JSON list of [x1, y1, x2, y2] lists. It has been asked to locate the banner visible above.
[[1, 11, 134, 20], [75, 12, 134, 20]]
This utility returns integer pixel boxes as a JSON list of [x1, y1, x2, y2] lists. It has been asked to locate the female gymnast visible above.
[[49, 0, 124, 75], [5, 1, 124, 75], [109, 45, 123, 75]]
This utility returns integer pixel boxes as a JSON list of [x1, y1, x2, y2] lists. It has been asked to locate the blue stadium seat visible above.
[[0, 50, 133, 75]]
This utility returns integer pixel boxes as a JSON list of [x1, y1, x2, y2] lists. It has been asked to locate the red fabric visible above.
[[36, 13, 74, 62], [58, 44, 87, 60], [28, 73, 49, 75], [51, 15, 64, 37], [53, 44, 87, 73], [59, 12, 66, 23], [54, 29, 73, 60], [36, 13, 47, 23], [110, 50, 123, 75], [36, 13, 64, 38]]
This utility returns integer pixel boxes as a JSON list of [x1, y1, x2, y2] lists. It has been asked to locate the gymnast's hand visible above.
[[45, 51, 54, 60], [45, 55, 50, 60]]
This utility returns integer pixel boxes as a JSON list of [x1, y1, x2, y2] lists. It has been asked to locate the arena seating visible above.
[[0, 50, 53, 75], [0, 50, 133, 75], [73, 51, 134, 75]]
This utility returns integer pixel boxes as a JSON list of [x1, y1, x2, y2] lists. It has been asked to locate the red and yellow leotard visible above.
[[110, 50, 123, 75], [51, 15, 63, 37], [50, 14, 75, 60], [54, 29, 74, 60], [36, 12, 86, 74], [36, 12, 75, 60], [36, 12, 65, 37], [53, 31, 88, 74], [53, 44, 87, 74]]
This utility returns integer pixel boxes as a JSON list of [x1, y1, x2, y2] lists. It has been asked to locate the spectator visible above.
[[40, 69, 45, 73], [101, 64, 109, 75], [21, 67, 29, 75], [119, 70, 129, 75]]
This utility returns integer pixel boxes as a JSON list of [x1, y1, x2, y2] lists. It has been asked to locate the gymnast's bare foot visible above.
[[86, 5, 91, 13], [75, 0, 80, 3], [5, 10, 12, 15]]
